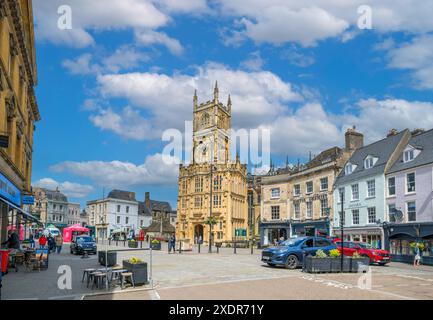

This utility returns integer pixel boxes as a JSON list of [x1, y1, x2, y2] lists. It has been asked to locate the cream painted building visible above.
[[259, 128, 363, 245], [176, 84, 248, 246]]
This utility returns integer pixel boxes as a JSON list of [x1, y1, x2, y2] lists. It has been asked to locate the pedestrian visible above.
[[39, 234, 47, 249], [414, 245, 421, 267], [168, 234, 176, 253], [55, 234, 63, 254], [47, 234, 55, 254], [1, 230, 20, 249], [29, 233, 35, 249]]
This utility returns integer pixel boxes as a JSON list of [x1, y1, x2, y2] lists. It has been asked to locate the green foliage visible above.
[[410, 242, 425, 251], [329, 249, 341, 258], [151, 239, 160, 244], [128, 257, 143, 264], [315, 249, 327, 258]]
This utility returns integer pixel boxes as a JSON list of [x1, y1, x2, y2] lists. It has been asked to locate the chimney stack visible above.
[[145, 192, 150, 208], [387, 128, 399, 137], [345, 126, 364, 151]]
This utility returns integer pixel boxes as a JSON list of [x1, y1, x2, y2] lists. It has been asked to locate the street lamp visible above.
[[208, 163, 217, 253], [340, 191, 344, 272]]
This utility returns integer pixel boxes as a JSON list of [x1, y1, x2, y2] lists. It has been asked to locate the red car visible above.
[[333, 239, 391, 265]]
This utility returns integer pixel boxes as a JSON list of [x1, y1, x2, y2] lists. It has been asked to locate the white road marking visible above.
[[149, 290, 160, 300]]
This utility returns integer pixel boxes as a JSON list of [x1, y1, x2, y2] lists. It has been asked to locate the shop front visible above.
[[259, 221, 290, 247], [333, 226, 383, 249], [291, 219, 330, 238], [384, 222, 433, 266]]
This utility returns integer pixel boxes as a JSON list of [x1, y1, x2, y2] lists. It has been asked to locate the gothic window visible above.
[[201, 113, 210, 128]]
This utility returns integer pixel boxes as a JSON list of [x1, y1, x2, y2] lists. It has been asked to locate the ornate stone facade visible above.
[[176, 84, 248, 245]]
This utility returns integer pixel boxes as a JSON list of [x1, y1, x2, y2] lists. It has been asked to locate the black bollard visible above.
[[217, 245, 219, 254], [116, 240, 118, 246], [179, 241, 182, 254], [198, 242, 201, 254], [234, 241, 237, 254], [109, 239, 111, 246], [251, 240, 254, 255]]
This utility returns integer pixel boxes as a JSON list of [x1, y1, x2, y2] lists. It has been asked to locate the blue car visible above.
[[261, 236, 336, 269]]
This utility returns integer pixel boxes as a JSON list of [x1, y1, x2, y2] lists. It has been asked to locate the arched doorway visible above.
[[194, 224, 204, 243]]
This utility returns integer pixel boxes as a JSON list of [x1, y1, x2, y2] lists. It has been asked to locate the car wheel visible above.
[[285, 255, 298, 269]]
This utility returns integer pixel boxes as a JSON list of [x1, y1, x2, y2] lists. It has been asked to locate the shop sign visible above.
[[22, 195, 35, 205], [0, 171, 21, 206]]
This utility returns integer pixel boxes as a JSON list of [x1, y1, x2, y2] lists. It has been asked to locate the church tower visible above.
[[177, 84, 248, 247]]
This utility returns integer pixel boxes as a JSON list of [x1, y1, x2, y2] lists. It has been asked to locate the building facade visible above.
[[67, 202, 81, 226], [32, 187, 69, 229], [86, 190, 139, 239], [176, 84, 248, 245], [384, 129, 433, 264], [0, 0, 40, 242], [333, 129, 410, 249]]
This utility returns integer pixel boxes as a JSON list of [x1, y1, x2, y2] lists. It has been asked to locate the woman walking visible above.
[[55, 234, 63, 254]]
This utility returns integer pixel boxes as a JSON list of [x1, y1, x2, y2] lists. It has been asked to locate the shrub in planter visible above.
[[122, 257, 148, 285], [151, 239, 161, 250]]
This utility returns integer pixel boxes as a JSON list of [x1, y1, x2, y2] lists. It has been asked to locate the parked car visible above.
[[261, 237, 337, 269], [70, 235, 97, 255], [333, 240, 391, 265]]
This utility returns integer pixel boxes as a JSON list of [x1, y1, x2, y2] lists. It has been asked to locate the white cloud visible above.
[[216, 1, 433, 46], [34, 0, 168, 47], [387, 35, 433, 89], [50, 153, 179, 187], [135, 30, 184, 55], [242, 6, 349, 47], [89, 106, 157, 140], [33, 178, 94, 198], [96, 62, 302, 132], [240, 51, 265, 71], [62, 47, 150, 75]]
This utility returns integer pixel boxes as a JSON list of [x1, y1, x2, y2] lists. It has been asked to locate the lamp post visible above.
[[209, 164, 217, 253]]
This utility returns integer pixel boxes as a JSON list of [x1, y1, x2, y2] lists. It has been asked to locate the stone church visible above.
[[176, 83, 248, 246]]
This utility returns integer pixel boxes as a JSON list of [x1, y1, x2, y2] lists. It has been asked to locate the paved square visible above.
[[3, 243, 433, 300]]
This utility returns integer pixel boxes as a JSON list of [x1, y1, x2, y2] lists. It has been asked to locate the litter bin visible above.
[[98, 251, 117, 267], [0, 250, 12, 274]]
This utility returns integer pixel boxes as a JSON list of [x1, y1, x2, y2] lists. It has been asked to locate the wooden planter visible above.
[[122, 260, 148, 285]]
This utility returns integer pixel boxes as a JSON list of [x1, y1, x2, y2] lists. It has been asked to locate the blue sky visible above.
[[31, 0, 433, 209]]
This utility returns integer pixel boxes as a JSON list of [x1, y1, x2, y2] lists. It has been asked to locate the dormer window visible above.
[[404, 149, 414, 163], [345, 163, 356, 175], [364, 156, 377, 169], [403, 145, 421, 163]]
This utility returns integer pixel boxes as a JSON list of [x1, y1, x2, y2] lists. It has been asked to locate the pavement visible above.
[[3, 242, 433, 300]]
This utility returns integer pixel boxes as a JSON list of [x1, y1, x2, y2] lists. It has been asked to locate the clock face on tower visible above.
[[195, 140, 211, 163]]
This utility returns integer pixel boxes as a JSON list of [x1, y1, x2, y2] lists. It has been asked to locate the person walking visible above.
[[47, 234, 55, 254], [55, 234, 63, 254], [414, 245, 421, 267], [29, 233, 35, 249], [38, 234, 47, 249]]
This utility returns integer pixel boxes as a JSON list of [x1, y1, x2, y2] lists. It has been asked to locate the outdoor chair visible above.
[[92, 272, 107, 289], [82, 268, 96, 285], [120, 272, 135, 289], [110, 269, 127, 285]]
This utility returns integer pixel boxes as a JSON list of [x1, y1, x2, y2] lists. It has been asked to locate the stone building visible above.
[[259, 128, 361, 246], [86, 189, 139, 239], [176, 83, 248, 245], [67, 202, 81, 226], [32, 187, 69, 229], [138, 192, 173, 232], [0, 0, 40, 242], [247, 173, 262, 241]]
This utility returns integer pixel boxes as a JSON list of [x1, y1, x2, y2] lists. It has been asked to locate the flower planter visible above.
[[350, 257, 370, 273], [122, 260, 148, 285], [128, 241, 138, 248], [151, 242, 161, 250], [98, 251, 117, 267], [304, 256, 353, 273]]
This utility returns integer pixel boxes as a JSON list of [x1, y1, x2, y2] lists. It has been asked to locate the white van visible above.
[[44, 227, 60, 237]]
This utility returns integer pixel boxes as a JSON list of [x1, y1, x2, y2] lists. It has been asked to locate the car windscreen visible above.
[[281, 238, 304, 247], [358, 243, 373, 249], [76, 237, 93, 243]]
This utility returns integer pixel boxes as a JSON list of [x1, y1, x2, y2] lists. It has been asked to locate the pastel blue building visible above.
[[333, 129, 411, 249]]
